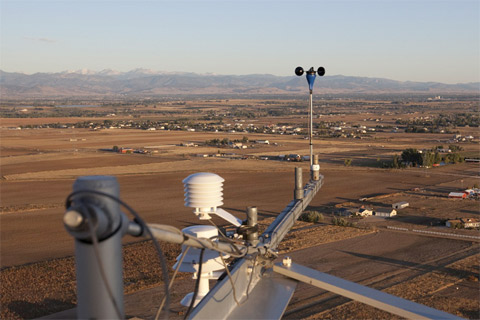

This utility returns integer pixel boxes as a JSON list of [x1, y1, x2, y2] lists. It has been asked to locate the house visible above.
[[437, 148, 451, 153], [231, 142, 244, 149], [374, 209, 397, 217], [392, 201, 409, 209], [286, 154, 302, 162], [448, 192, 467, 199], [461, 218, 480, 228], [181, 142, 197, 147], [356, 208, 373, 217]]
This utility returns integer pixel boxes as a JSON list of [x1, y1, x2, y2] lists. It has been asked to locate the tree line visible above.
[[391, 146, 464, 168]]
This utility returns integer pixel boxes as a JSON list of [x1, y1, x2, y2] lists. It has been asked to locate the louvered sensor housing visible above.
[[183, 172, 224, 220]]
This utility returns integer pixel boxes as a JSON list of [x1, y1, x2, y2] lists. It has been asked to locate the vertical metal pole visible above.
[[66, 176, 125, 319], [246, 206, 259, 246], [75, 232, 124, 319], [294, 167, 303, 200], [312, 154, 320, 181], [309, 90, 313, 166]]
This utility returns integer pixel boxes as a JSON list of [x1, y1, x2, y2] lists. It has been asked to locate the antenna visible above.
[[295, 65, 325, 166]]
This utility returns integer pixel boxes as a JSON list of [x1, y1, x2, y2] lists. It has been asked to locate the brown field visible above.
[[1, 99, 479, 319]]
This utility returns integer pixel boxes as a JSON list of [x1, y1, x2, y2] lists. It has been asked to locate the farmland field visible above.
[[1, 98, 479, 319]]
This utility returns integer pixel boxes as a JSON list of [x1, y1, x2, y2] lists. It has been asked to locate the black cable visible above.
[[66, 190, 170, 319], [155, 246, 191, 320], [183, 248, 205, 320], [207, 219, 246, 257], [245, 254, 258, 301]]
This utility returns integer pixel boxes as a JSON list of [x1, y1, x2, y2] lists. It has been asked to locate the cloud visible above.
[[24, 37, 57, 43]]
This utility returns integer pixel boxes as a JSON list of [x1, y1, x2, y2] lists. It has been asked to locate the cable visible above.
[[220, 252, 248, 306], [155, 246, 191, 320], [207, 219, 246, 257], [66, 190, 171, 319], [147, 222, 248, 258], [245, 254, 258, 301], [184, 248, 205, 320], [82, 201, 124, 319]]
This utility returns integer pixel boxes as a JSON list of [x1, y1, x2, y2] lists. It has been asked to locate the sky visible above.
[[1, 0, 479, 84]]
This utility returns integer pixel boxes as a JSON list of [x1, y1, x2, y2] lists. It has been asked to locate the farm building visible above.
[[374, 209, 397, 217], [256, 140, 270, 144], [448, 192, 467, 199], [461, 218, 480, 228], [119, 148, 134, 154], [392, 201, 409, 209], [464, 189, 480, 197], [447, 218, 480, 228]]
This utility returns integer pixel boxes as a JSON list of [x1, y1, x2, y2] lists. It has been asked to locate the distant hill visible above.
[[0, 69, 478, 98]]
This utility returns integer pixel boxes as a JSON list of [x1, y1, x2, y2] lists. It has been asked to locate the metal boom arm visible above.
[[188, 169, 323, 319]]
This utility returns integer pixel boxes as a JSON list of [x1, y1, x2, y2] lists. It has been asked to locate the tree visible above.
[[392, 154, 400, 169], [449, 144, 463, 152], [344, 158, 352, 166], [433, 152, 442, 164], [444, 153, 464, 164], [112, 145, 119, 152], [401, 148, 422, 167], [422, 151, 434, 167]]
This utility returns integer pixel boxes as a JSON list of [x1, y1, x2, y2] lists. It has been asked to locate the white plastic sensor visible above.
[[174, 225, 228, 307], [183, 172, 224, 220], [183, 172, 242, 226]]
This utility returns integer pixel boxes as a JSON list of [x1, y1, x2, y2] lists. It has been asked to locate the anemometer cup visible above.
[[295, 66, 304, 76]]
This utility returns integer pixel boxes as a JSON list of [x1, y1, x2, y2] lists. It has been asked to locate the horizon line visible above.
[[1, 68, 479, 86]]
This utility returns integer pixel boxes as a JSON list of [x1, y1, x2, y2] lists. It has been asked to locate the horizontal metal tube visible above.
[[274, 262, 463, 320], [144, 223, 250, 257], [262, 177, 323, 249]]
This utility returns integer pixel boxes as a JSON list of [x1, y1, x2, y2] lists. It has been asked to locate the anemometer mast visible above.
[[295, 66, 325, 167]]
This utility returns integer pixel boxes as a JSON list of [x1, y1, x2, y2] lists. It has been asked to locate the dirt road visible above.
[[283, 231, 479, 319]]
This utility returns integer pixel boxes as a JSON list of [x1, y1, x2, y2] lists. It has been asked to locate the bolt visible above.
[[64, 210, 84, 228], [282, 256, 292, 267]]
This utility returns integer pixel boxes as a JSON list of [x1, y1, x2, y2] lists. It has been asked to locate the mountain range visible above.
[[1, 69, 478, 98]]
